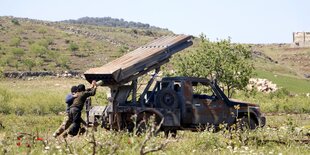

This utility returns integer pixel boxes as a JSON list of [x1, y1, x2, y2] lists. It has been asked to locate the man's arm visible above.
[[84, 87, 96, 97], [84, 80, 97, 97]]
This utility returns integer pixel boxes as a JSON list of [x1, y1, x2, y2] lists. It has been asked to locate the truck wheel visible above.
[[101, 115, 110, 130], [157, 89, 178, 109], [136, 112, 162, 136], [237, 117, 257, 130]]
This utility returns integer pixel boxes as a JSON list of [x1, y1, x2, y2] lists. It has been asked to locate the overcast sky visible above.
[[1, 0, 309, 43]]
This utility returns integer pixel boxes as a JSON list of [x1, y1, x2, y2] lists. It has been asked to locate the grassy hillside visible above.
[[0, 18, 309, 154], [1, 16, 309, 95], [251, 44, 310, 94], [61, 16, 165, 30], [0, 16, 172, 72], [252, 44, 310, 77]]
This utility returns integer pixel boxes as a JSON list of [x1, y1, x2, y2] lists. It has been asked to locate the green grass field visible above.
[[254, 69, 310, 94], [0, 78, 309, 154], [0, 114, 309, 154]]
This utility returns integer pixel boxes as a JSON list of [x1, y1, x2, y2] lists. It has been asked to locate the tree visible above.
[[172, 34, 253, 97]]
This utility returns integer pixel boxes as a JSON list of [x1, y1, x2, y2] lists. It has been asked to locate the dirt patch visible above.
[[252, 50, 278, 63], [281, 53, 310, 74]]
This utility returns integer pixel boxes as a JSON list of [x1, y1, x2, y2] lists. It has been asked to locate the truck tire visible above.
[[136, 112, 162, 136], [237, 116, 257, 130], [156, 89, 178, 109]]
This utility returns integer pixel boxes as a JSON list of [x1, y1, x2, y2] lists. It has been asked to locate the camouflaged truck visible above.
[[84, 35, 266, 136]]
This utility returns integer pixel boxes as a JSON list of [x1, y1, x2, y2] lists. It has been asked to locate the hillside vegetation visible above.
[[0, 16, 172, 72], [62, 16, 165, 30], [252, 44, 310, 78], [250, 44, 310, 94]]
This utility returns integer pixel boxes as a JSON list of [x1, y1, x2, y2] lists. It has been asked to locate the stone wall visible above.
[[3, 71, 82, 79]]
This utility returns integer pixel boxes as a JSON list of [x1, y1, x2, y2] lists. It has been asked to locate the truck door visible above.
[[206, 98, 230, 125], [192, 82, 230, 125], [180, 81, 194, 124]]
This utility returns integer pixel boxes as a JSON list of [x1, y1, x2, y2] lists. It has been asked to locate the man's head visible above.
[[77, 84, 86, 92], [71, 86, 78, 93]]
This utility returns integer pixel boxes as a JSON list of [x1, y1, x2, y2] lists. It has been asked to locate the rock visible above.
[[304, 74, 310, 78], [248, 78, 277, 93]]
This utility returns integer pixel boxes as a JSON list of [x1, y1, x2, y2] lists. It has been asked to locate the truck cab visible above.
[[155, 77, 265, 129]]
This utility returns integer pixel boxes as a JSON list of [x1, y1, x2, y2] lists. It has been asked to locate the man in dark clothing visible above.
[[53, 86, 78, 137], [67, 81, 97, 136]]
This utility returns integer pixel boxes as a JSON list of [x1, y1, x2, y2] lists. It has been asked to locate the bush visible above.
[[36, 39, 49, 48], [11, 19, 20, 25], [56, 55, 69, 69], [0, 88, 12, 114], [38, 28, 47, 37], [0, 67, 3, 78], [9, 37, 21, 47], [11, 47, 25, 59], [22, 59, 36, 71], [0, 54, 14, 67], [69, 42, 79, 52], [29, 43, 48, 57], [117, 45, 129, 54], [269, 88, 291, 99]]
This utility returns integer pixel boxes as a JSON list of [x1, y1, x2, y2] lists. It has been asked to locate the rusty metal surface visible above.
[[84, 35, 192, 85]]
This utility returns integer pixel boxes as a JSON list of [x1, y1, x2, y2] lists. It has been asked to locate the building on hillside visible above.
[[292, 32, 310, 47]]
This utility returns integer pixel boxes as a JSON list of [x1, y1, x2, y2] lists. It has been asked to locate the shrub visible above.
[[0, 67, 3, 78], [117, 45, 129, 54], [69, 42, 79, 52], [11, 18, 20, 25], [65, 39, 70, 44], [23, 59, 36, 71], [9, 37, 21, 47], [269, 88, 291, 99], [38, 28, 47, 37], [11, 47, 25, 59], [36, 39, 49, 48], [29, 43, 48, 57], [0, 88, 12, 114], [56, 55, 69, 69]]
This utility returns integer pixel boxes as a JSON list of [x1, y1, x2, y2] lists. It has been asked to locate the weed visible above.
[[269, 88, 291, 99]]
